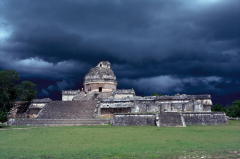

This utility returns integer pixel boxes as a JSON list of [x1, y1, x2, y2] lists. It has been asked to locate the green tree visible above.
[[0, 69, 37, 122], [211, 103, 226, 112], [151, 92, 162, 96], [0, 69, 20, 122], [211, 100, 240, 118], [17, 81, 37, 101], [226, 99, 240, 117]]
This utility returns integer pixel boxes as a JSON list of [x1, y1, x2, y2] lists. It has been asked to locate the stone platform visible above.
[[182, 112, 228, 125], [112, 112, 228, 126], [8, 118, 111, 126]]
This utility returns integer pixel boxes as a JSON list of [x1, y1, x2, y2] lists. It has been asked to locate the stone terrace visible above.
[[8, 118, 111, 126]]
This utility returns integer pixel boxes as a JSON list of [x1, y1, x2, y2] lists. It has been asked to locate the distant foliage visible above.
[[227, 99, 240, 118], [17, 81, 37, 101], [211, 99, 240, 118], [0, 111, 8, 123], [0, 69, 37, 122], [0, 69, 20, 122], [151, 92, 162, 96], [211, 103, 226, 112]]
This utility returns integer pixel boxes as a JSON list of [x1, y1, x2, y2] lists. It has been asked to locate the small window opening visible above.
[[99, 87, 102, 92], [100, 64, 102, 67]]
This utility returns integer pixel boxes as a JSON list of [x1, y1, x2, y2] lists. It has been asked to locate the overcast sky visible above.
[[0, 0, 239, 105]]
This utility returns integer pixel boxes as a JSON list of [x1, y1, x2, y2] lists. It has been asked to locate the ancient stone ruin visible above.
[[8, 61, 228, 126]]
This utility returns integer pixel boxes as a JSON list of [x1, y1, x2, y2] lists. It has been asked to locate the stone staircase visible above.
[[158, 112, 185, 127], [73, 91, 96, 101], [8, 100, 112, 126], [8, 118, 111, 126], [97, 92, 113, 98], [37, 100, 98, 119]]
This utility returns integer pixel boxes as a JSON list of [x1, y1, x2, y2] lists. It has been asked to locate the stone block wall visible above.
[[227, 116, 240, 120], [62, 95, 76, 101], [84, 83, 116, 92], [100, 108, 131, 117], [62, 90, 79, 101], [203, 106, 211, 112], [131, 101, 148, 112], [131, 100, 158, 112], [8, 118, 111, 126], [100, 101, 134, 108], [184, 102, 194, 111], [114, 94, 134, 98], [171, 103, 183, 112], [156, 112, 185, 127], [112, 113, 155, 126], [194, 100, 203, 112], [182, 112, 228, 125]]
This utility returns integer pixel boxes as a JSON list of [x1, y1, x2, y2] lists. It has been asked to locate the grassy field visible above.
[[0, 121, 240, 159]]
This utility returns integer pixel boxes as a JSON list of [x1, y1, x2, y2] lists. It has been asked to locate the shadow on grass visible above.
[[0, 124, 10, 129]]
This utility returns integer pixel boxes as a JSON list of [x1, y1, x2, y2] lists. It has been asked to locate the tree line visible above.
[[0, 69, 37, 122], [211, 101, 240, 118]]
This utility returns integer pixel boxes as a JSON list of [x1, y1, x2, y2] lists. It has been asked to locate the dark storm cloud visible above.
[[0, 0, 239, 105]]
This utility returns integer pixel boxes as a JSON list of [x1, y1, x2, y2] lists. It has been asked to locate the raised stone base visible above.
[[182, 112, 228, 125], [112, 113, 155, 126], [112, 112, 228, 127], [8, 119, 111, 126]]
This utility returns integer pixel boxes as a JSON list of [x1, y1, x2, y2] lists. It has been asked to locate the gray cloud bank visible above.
[[0, 0, 239, 105]]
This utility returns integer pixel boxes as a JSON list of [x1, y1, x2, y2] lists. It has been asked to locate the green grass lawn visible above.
[[0, 121, 240, 159]]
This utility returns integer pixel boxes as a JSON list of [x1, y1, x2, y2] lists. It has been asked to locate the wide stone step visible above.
[[8, 119, 111, 126], [158, 112, 185, 127], [37, 100, 98, 119]]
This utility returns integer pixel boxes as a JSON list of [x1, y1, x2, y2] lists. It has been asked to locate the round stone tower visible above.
[[83, 61, 117, 92]]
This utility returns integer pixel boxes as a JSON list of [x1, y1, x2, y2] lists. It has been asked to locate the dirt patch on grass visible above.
[[11, 127, 41, 129], [178, 150, 240, 159], [0, 126, 45, 130]]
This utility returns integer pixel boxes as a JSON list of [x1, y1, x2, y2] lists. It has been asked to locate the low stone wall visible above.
[[100, 108, 131, 117], [112, 113, 155, 126], [113, 112, 228, 127], [227, 116, 240, 120], [8, 118, 111, 126], [182, 112, 228, 125]]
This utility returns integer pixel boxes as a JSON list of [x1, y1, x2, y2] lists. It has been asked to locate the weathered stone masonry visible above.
[[182, 112, 228, 125], [8, 61, 228, 127], [112, 113, 155, 126], [94, 94, 212, 118], [112, 112, 228, 126], [83, 61, 117, 92]]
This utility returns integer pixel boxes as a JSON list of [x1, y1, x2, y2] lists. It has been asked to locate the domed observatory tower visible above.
[[83, 61, 117, 92]]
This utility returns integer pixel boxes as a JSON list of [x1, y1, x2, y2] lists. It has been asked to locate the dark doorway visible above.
[[99, 87, 102, 92]]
